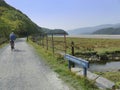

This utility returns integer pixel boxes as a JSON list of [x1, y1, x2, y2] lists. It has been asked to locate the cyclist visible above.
[[9, 32, 16, 49]]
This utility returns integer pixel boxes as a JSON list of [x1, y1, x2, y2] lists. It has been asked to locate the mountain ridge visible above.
[[67, 23, 120, 35], [93, 27, 120, 35]]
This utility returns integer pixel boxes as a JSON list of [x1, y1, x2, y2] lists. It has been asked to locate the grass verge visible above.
[[28, 39, 99, 90], [0, 42, 8, 48]]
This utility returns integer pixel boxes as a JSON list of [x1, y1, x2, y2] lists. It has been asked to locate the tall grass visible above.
[[42, 37, 120, 54]]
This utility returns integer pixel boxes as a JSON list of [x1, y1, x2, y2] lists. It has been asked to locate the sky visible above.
[[4, 0, 120, 31]]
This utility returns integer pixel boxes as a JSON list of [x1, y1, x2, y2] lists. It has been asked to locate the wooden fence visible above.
[[31, 33, 67, 54]]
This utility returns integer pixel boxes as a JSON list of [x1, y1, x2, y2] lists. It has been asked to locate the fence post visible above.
[[64, 34, 67, 53], [42, 34, 44, 48], [40, 34, 42, 45], [71, 41, 74, 56], [71, 41, 75, 67], [51, 34, 54, 54], [46, 34, 48, 50], [26, 32, 28, 41]]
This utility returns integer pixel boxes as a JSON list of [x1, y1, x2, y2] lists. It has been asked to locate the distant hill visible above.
[[93, 27, 120, 35], [67, 23, 120, 35], [42, 28, 68, 35]]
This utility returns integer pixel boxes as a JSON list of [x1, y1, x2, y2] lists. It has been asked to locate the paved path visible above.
[[0, 38, 73, 90]]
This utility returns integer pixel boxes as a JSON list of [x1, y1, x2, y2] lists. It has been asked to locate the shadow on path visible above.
[[13, 49, 26, 52]]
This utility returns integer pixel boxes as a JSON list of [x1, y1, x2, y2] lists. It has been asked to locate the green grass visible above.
[[66, 38, 120, 54], [0, 44, 6, 47], [28, 39, 99, 90], [0, 41, 8, 48]]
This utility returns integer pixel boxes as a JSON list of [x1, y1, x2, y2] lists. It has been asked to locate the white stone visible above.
[[87, 71, 99, 80], [71, 67, 82, 73], [76, 70, 99, 80], [76, 70, 84, 76], [96, 76, 115, 89]]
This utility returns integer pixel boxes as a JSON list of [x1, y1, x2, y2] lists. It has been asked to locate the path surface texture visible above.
[[0, 38, 73, 90]]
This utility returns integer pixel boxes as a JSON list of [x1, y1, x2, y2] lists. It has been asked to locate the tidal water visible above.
[[89, 61, 120, 72], [67, 35, 120, 39]]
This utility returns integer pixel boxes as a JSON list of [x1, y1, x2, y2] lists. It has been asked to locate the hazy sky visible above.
[[5, 0, 120, 30]]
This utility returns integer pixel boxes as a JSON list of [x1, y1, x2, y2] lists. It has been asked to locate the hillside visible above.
[[93, 27, 120, 35], [0, 0, 43, 37], [0, 0, 68, 38]]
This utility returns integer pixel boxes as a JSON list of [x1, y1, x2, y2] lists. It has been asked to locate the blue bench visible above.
[[64, 54, 89, 77]]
